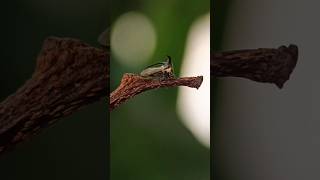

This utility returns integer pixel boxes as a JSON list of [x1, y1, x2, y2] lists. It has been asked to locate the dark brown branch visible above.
[[110, 74, 203, 111], [0, 37, 109, 154], [0, 37, 298, 155], [211, 44, 298, 88]]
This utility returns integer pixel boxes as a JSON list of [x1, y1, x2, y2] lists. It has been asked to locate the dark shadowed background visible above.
[[0, 0, 109, 179]]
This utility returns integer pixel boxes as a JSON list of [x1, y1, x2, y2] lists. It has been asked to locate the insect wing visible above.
[[140, 66, 163, 77], [140, 56, 174, 79], [144, 62, 165, 69]]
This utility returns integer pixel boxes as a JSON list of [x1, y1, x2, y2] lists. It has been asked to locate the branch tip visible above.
[[212, 44, 299, 88], [110, 74, 203, 111]]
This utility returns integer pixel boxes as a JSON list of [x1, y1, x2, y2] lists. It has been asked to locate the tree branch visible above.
[[0, 37, 298, 155], [211, 44, 298, 88], [110, 74, 203, 111], [0, 37, 108, 154]]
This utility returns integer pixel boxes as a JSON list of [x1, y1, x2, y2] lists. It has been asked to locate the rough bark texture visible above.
[[0, 37, 109, 154], [211, 44, 298, 88], [110, 74, 203, 111], [0, 37, 298, 155]]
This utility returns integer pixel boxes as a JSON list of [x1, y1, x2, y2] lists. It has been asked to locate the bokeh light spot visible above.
[[177, 13, 210, 148], [111, 12, 157, 67]]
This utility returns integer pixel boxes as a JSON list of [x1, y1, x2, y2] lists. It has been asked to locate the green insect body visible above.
[[140, 56, 175, 80]]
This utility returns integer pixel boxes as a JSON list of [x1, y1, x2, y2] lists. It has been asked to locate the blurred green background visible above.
[[0, 0, 108, 179], [110, 0, 210, 180]]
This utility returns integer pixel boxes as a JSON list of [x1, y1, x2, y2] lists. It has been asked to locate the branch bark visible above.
[[211, 44, 298, 88], [0, 37, 298, 155], [110, 74, 203, 111], [0, 37, 109, 154]]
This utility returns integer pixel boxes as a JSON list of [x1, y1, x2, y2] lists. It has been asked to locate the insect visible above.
[[140, 56, 175, 80]]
